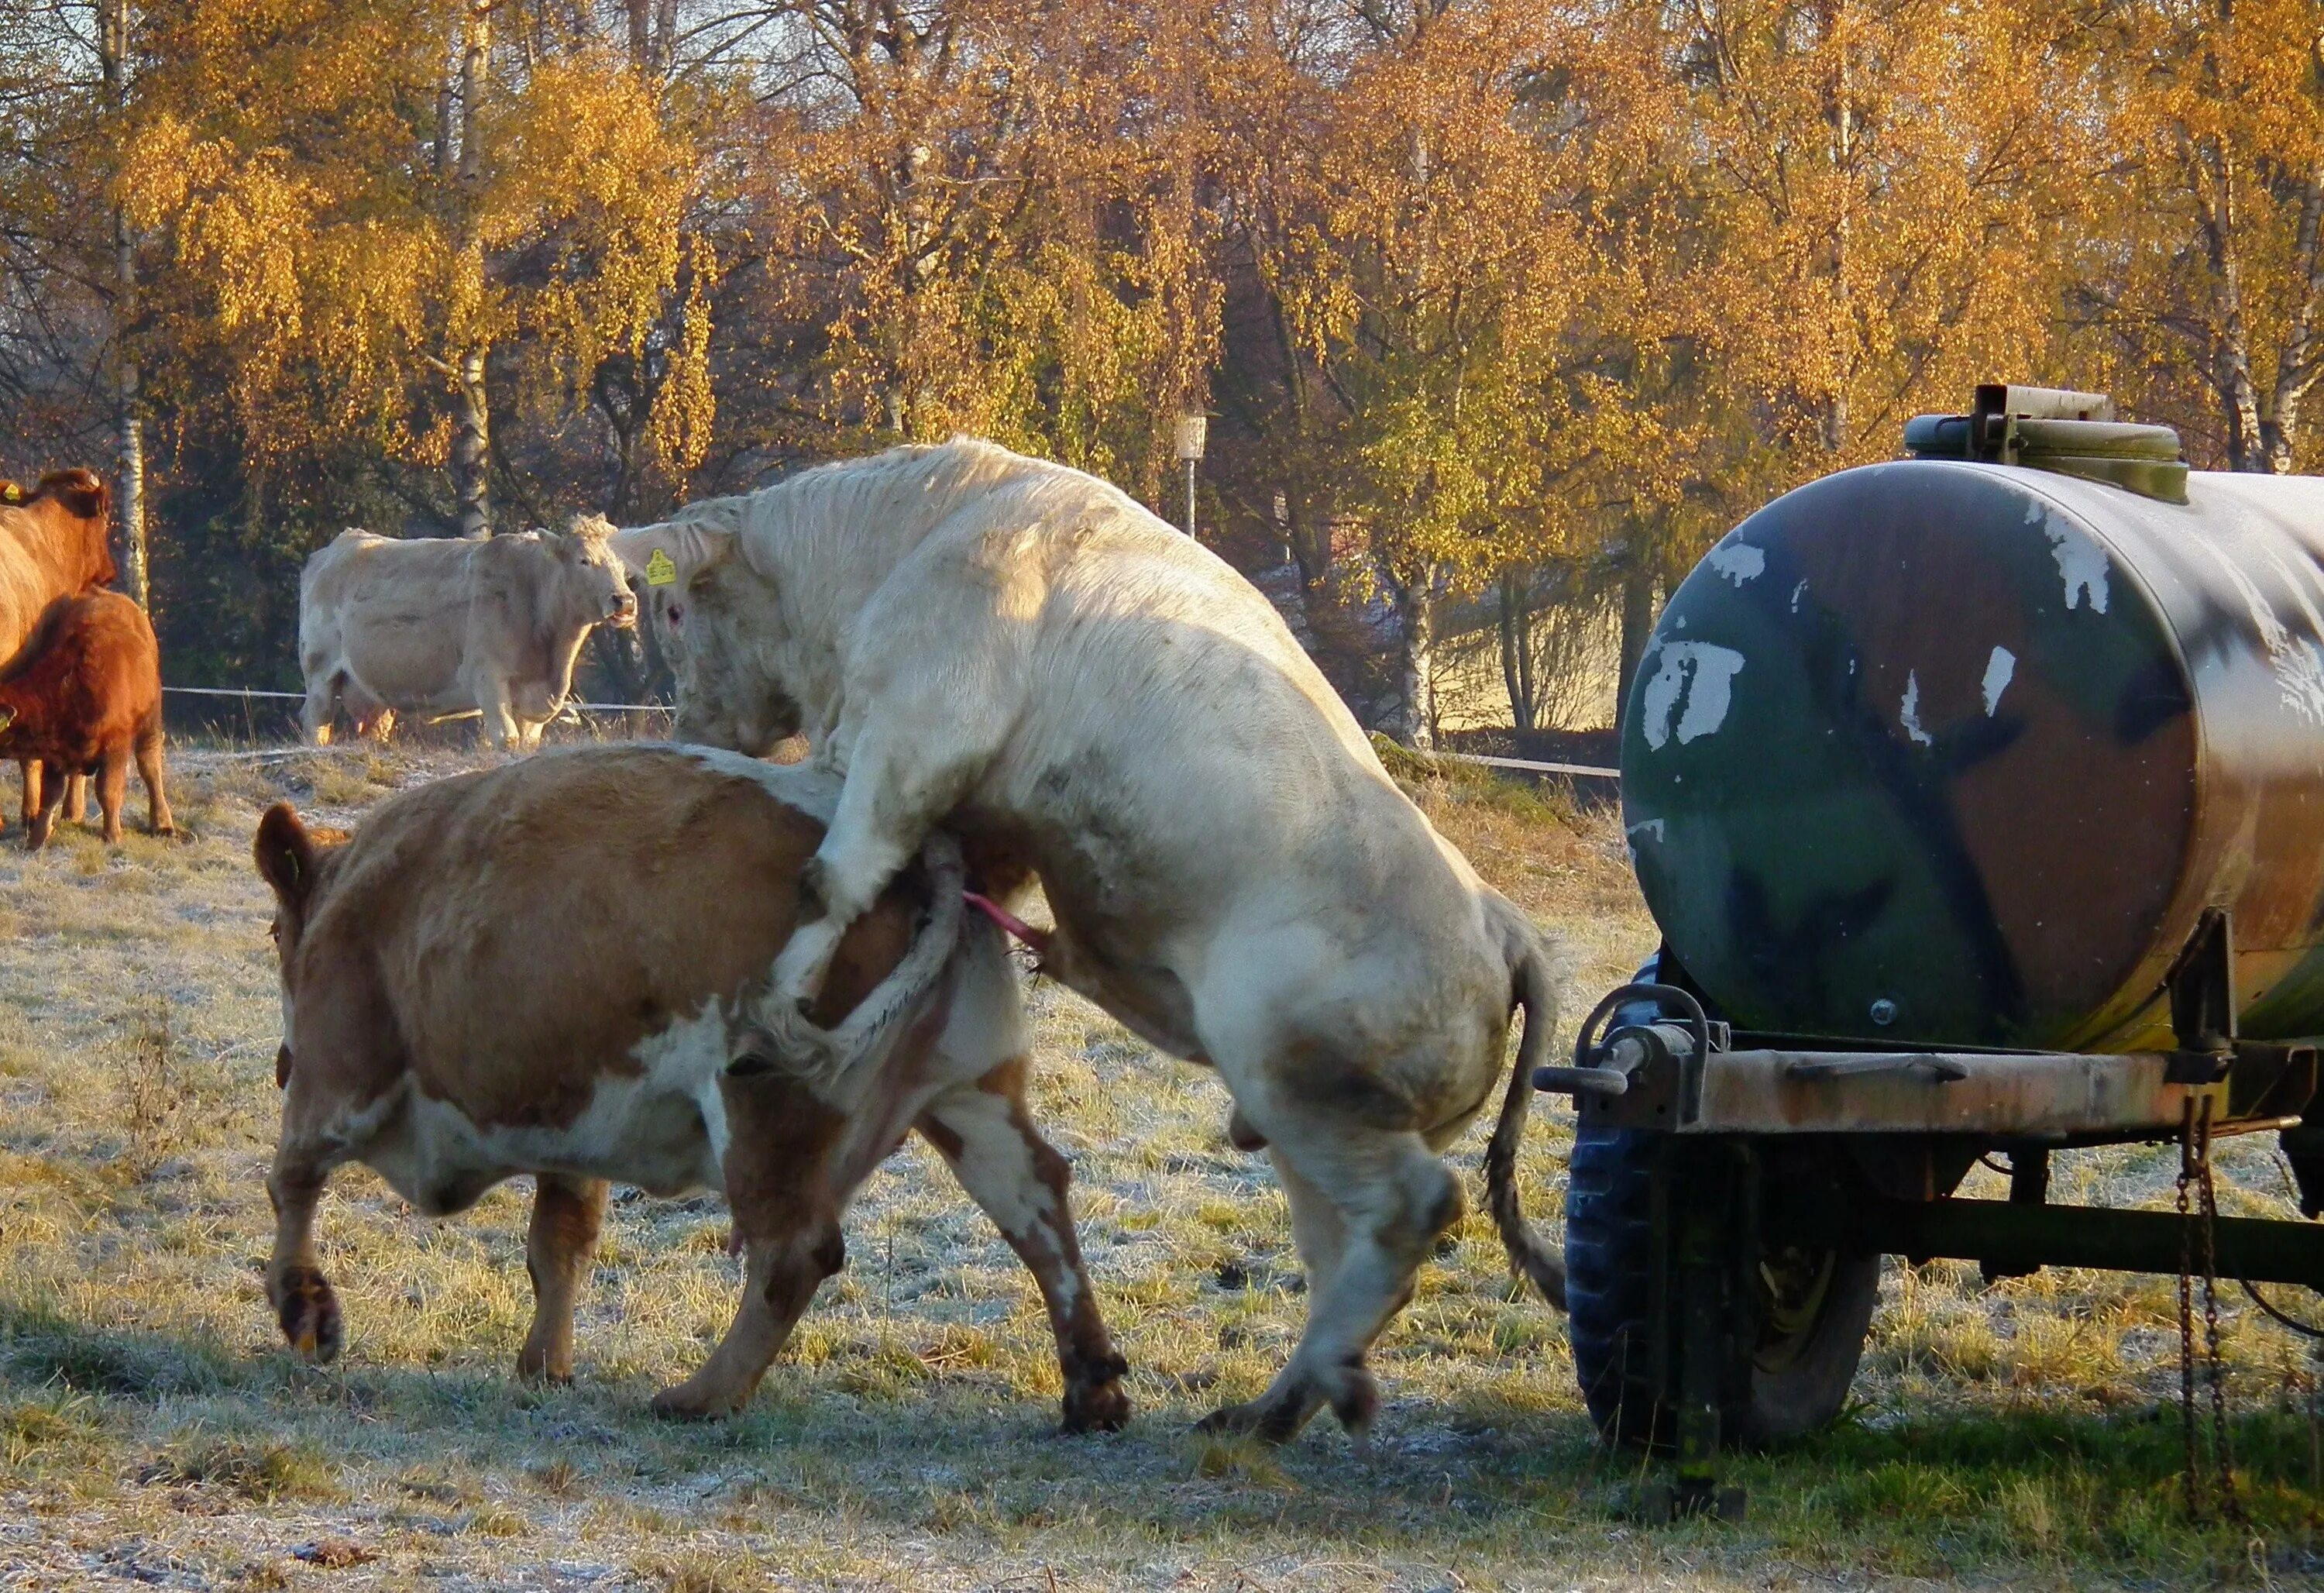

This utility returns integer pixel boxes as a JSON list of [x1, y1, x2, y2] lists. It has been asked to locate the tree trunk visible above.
[[1618, 562, 1657, 735], [452, 342, 490, 538], [1390, 567, 1439, 752], [100, 0, 146, 607], [1498, 568, 1535, 734], [451, 1, 493, 535], [627, 0, 651, 68]]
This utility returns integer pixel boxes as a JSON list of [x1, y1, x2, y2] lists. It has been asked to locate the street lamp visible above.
[[1174, 410, 1208, 538]]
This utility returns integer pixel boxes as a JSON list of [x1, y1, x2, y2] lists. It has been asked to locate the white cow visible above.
[[614, 439, 1566, 1447], [297, 515, 638, 749]]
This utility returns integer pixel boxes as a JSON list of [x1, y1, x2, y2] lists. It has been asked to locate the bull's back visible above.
[[303, 746, 920, 1135]]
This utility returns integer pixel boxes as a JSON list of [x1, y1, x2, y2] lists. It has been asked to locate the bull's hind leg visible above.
[[919, 1061, 1129, 1433], [516, 1174, 609, 1384], [1197, 1125, 1462, 1447]]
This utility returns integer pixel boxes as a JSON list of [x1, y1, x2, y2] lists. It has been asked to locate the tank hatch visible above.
[[1903, 383, 2188, 505]]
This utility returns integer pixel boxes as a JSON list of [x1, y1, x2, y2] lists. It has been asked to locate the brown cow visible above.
[[0, 590, 171, 849], [254, 745, 1128, 1429], [0, 470, 119, 832]]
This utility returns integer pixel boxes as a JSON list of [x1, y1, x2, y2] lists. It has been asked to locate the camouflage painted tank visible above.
[[1624, 396, 2324, 1052]]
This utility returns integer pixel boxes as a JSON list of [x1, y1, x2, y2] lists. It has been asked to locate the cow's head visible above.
[[253, 803, 350, 1088], [9, 469, 117, 590], [562, 514, 638, 631], [610, 518, 803, 755]]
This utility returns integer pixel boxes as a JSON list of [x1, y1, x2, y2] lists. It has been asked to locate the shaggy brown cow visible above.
[[0, 590, 171, 849], [0, 470, 119, 832], [255, 745, 1128, 1428]]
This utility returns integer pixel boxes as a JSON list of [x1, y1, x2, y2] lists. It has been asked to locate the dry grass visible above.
[[0, 741, 2316, 1589]]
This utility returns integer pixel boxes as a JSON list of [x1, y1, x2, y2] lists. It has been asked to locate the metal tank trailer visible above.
[[1535, 384, 2324, 1518]]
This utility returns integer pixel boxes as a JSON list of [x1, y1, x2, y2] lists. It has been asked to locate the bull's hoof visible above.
[[1061, 1368, 1132, 1434], [273, 1265, 343, 1364], [1195, 1394, 1310, 1447], [648, 1378, 747, 1421]]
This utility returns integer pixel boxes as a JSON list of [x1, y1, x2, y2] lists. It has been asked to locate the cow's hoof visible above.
[[514, 1345, 575, 1385], [1061, 1377, 1132, 1434], [273, 1265, 342, 1364], [1195, 1391, 1312, 1446], [648, 1380, 744, 1420]]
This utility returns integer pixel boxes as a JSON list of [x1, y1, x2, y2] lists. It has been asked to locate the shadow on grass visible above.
[[5, 1299, 2319, 1582]]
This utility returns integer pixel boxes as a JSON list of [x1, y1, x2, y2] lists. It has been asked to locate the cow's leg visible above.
[[134, 720, 174, 837], [473, 676, 521, 752], [359, 707, 396, 745], [1196, 1123, 1460, 1447], [653, 1069, 854, 1417], [516, 1173, 608, 1384], [17, 759, 37, 833], [25, 770, 66, 852], [917, 1062, 1129, 1433], [64, 773, 88, 828], [301, 673, 338, 747], [266, 1119, 352, 1364], [94, 745, 128, 845]]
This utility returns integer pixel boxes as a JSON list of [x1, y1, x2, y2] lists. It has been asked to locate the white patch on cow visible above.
[[1790, 580, 1807, 614], [1981, 647, 2016, 716], [1638, 642, 1745, 750], [354, 1003, 737, 1216], [1705, 542, 1765, 586], [1899, 672, 1934, 746], [2027, 500, 2109, 613], [1627, 817, 1666, 845]]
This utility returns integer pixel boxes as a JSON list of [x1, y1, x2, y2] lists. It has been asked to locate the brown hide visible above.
[[0, 591, 161, 767], [258, 746, 922, 1132], [0, 470, 116, 663]]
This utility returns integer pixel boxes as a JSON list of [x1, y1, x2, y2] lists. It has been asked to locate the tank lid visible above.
[[1903, 383, 2189, 505]]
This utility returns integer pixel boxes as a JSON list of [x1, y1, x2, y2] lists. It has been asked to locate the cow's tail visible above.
[[1483, 893, 1567, 1311]]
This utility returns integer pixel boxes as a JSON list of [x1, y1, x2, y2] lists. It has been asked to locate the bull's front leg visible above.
[[772, 726, 988, 1010], [516, 1173, 609, 1384], [470, 672, 523, 752], [919, 1062, 1129, 1433]]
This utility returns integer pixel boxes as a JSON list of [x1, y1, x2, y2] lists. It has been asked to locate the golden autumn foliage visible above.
[[2, 0, 2319, 723]]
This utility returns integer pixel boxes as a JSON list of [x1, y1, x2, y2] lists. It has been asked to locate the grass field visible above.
[[0, 739, 2319, 1591]]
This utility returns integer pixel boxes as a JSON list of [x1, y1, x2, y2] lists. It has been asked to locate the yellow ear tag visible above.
[[2, 484, 18, 504], [644, 548, 679, 587]]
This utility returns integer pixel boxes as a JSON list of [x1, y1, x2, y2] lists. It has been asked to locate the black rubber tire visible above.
[[1565, 1124, 1879, 1450]]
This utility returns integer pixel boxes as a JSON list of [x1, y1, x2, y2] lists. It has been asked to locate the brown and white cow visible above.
[[0, 590, 172, 848], [297, 516, 638, 750], [0, 470, 120, 831], [254, 744, 1127, 1428]]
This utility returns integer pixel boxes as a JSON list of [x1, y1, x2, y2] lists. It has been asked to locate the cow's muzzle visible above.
[[609, 597, 639, 628]]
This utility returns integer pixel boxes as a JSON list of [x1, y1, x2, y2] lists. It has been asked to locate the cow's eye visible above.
[[666, 604, 684, 628]]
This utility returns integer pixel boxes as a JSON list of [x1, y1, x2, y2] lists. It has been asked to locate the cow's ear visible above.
[[610, 520, 733, 594], [254, 802, 318, 909]]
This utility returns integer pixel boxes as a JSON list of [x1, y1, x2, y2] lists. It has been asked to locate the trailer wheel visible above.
[[1565, 1124, 1879, 1449]]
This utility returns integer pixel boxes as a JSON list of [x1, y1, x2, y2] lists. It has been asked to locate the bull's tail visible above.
[[1483, 894, 1567, 1311]]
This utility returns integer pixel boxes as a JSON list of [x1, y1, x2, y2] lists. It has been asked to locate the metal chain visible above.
[[2178, 1101, 2202, 1519], [2177, 1096, 2244, 1523]]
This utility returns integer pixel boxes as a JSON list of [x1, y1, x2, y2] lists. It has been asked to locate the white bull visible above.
[[614, 438, 1566, 1447], [298, 516, 638, 749]]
